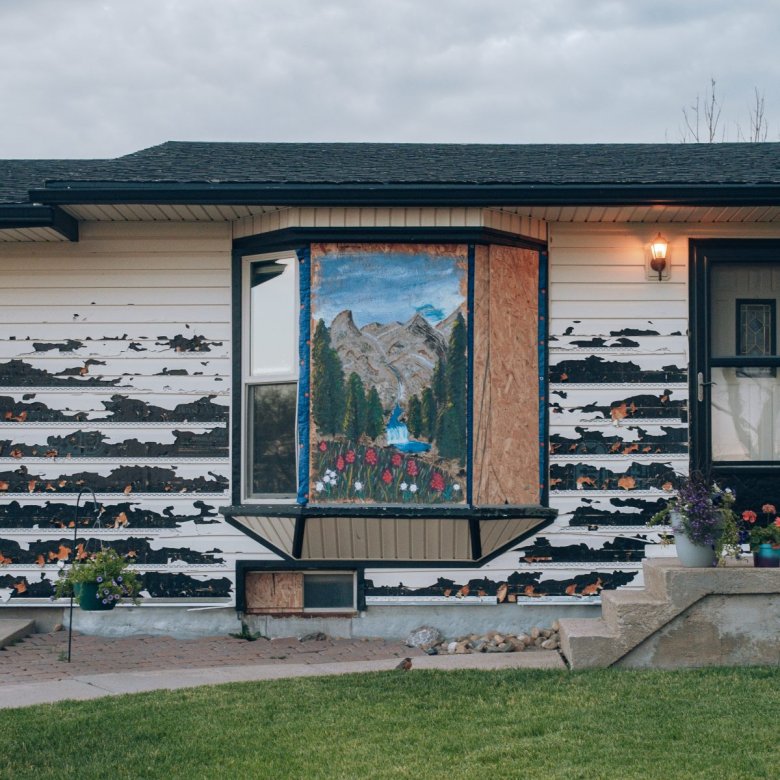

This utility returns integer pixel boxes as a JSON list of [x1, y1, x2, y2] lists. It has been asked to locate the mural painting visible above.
[[310, 244, 468, 503]]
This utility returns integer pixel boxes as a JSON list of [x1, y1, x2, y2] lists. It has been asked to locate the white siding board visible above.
[[0, 222, 271, 606], [0, 305, 229, 324]]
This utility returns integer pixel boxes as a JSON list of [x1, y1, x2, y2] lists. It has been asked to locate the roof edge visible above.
[[0, 204, 79, 241], [28, 181, 780, 208]]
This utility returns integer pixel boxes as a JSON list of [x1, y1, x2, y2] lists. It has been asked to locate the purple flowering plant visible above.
[[649, 473, 739, 560], [54, 547, 141, 604]]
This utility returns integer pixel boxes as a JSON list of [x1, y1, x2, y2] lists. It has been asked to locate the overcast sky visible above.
[[3, 0, 780, 159]]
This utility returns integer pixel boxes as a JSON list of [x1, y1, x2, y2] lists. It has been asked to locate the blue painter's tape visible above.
[[296, 246, 311, 505], [467, 243, 475, 506], [538, 249, 549, 505]]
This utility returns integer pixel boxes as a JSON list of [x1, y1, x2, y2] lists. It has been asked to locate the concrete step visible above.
[[601, 589, 670, 634], [557, 617, 617, 670], [0, 619, 35, 649]]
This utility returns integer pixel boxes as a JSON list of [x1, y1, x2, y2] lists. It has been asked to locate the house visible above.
[[1, 141, 779, 635]]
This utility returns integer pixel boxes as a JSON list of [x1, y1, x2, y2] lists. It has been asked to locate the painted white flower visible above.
[[315, 481, 324, 492], [453, 484, 461, 492], [322, 475, 331, 485], [409, 484, 418, 493], [57, 560, 66, 569], [326, 469, 337, 479], [400, 482, 408, 491], [354, 481, 363, 491]]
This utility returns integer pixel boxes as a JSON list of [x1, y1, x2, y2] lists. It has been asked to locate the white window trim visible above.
[[241, 251, 300, 504]]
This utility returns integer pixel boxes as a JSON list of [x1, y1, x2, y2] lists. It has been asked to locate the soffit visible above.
[[59, 203, 283, 222], [502, 204, 780, 223], [63, 203, 780, 225]]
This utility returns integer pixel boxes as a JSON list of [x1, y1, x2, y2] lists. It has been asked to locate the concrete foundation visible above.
[[54, 602, 599, 640]]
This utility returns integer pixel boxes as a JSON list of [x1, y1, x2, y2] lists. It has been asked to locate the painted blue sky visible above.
[[313, 250, 465, 329]]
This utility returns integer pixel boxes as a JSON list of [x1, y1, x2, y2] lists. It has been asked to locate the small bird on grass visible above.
[[395, 657, 413, 671]]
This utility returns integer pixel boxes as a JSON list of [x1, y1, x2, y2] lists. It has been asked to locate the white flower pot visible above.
[[670, 510, 716, 568]]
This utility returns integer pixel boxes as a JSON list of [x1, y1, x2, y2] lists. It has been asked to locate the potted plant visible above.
[[55, 547, 141, 610], [739, 504, 780, 568], [649, 474, 739, 567]]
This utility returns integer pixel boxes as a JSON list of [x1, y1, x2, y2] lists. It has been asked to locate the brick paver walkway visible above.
[[0, 631, 424, 686]]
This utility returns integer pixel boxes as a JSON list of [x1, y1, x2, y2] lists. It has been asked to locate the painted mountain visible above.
[[310, 244, 468, 504], [330, 309, 450, 407]]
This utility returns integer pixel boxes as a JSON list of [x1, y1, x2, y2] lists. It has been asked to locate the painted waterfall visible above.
[[310, 244, 468, 503]]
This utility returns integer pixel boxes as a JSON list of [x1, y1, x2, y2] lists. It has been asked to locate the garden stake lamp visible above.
[[66, 487, 103, 663]]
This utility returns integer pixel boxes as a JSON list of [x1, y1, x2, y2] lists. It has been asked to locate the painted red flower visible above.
[[430, 471, 445, 492], [774, 517, 780, 527], [381, 468, 393, 484], [391, 452, 402, 467], [742, 510, 758, 524], [345, 450, 356, 464], [336, 455, 345, 472], [365, 448, 378, 466], [406, 459, 418, 477], [318, 441, 327, 452], [763, 503, 777, 515]]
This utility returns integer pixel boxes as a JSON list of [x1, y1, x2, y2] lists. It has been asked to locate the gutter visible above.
[[28, 181, 780, 208], [0, 204, 79, 241]]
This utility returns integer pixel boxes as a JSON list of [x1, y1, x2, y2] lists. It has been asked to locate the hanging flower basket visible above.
[[74, 582, 117, 611], [56, 548, 141, 609]]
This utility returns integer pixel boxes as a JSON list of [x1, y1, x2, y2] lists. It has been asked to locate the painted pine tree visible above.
[[311, 319, 345, 436], [365, 386, 385, 440], [343, 372, 367, 441], [435, 312, 467, 463], [406, 394, 422, 437], [421, 387, 437, 440]]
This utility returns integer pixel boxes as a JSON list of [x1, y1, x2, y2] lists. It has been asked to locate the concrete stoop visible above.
[[0, 619, 36, 649], [559, 558, 780, 669]]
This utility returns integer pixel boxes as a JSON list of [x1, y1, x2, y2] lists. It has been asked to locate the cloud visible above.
[[2, 0, 780, 157]]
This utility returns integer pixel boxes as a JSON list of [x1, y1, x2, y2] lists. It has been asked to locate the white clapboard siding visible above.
[[0, 222, 274, 607], [1, 306, 230, 325], [0, 338, 230, 360], [0, 323, 232, 342], [0, 390, 228, 417]]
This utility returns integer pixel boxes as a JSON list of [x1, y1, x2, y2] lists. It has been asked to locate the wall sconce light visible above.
[[647, 233, 670, 281]]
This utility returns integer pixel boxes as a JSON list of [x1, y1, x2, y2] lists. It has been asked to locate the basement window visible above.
[[244, 570, 356, 614], [303, 572, 356, 612]]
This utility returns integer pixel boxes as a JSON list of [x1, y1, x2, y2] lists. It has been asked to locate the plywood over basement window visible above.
[[245, 571, 303, 613]]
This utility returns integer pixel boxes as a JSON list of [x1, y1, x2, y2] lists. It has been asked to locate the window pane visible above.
[[249, 383, 297, 495], [711, 263, 780, 357], [250, 257, 297, 376], [711, 367, 780, 460], [303, 573, 354, 609], [738, 301, 775, 356]]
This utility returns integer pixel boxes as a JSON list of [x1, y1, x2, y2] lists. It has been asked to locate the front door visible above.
[[690, 240, 780, 507]]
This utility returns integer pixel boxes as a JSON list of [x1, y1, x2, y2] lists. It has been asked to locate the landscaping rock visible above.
[[299, 631, 327, 642], [405, 625, 444, 649]]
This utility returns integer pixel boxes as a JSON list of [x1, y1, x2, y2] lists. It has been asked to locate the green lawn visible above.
[[1, 668, 777, 779]]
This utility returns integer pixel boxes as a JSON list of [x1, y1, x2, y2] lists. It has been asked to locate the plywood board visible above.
[[245, 571, 303, 613], [472, 245, 540, 504]]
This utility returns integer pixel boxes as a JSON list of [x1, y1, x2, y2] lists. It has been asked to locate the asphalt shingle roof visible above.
[[4, 141, 780, 204]]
